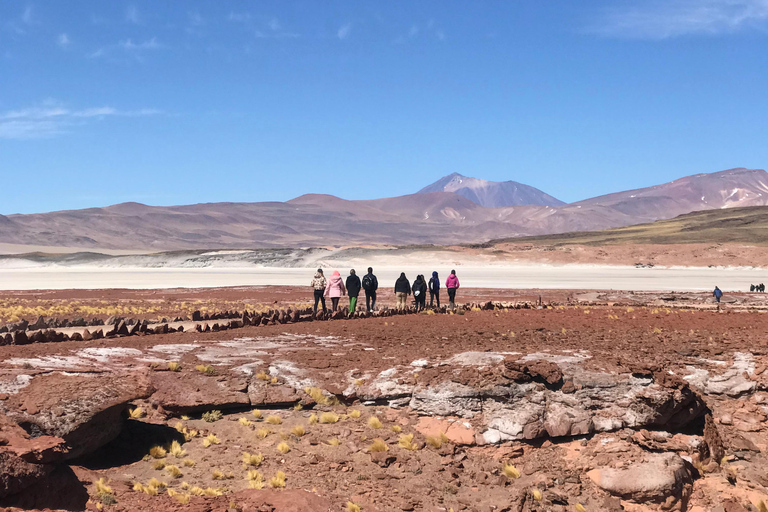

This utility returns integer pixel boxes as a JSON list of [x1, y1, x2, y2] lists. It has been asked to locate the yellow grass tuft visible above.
[[757, 501, 768, 512], [165, 464, 182, 478], [308, 413, 318, 424], [319, 412, 339, 424], [255, 371, 270, 381], [249, 479, 265, 489], [293, 402, 303, 411], [202, 433, 220, 448], [326, 438, 341, 446], [398, 433, 419, 451], [291, 425, 306, 437], [348, 409, 361, 419], [268, 470, 286, 489], [212, 469, 233, 480], [190, 486, 205, 496], [180, 482, 190, 490], [425, 435, 442, 449], [305, 386, 337, 406], [204, 487, 223, 496], [347, 502, 362, 512], [170, 440, 186, 458], [174, 421, 185, 432], [168, 361, 181, 372], [503, 464, 521, 479], [132, 482, 144, 492], [369, 438, 388, 452], [95, 477, 113, 496], [367, 416, 383, 429], [265, 415, 282, 425], [184, 429, 198, 442], [129, 406, 145, 419], [182, 458, 195, 467], [148, 478, 166, 489], [390, 425, 402, 433], [276, 441, 291, 454], [239, 417, 253, 427], [532, 489, 543, 501], [247, 469, 263, 482], [149, 445, 167, 459], [270, 376, 278, 384], [242, 452, 264, 467], [152, 459, 166, 470], [251, 409, 263, 419], [256, 428, 270, 439], [195, 364, 217, 376], [181, 415, 191, 421], [279, 431, 290, 441], [575, 505, 587, 512], [202, 410, 223, 423], [174, 493, 191, 505]]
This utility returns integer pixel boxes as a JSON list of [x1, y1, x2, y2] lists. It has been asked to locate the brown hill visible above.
[[0, 168, 766, 251]]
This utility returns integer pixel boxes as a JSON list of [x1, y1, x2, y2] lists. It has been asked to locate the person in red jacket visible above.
[[445, 269, 460, 309]]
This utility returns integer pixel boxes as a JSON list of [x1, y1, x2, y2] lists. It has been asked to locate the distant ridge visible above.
[[417, 172, 564, 208], [0, 168, 765, 251]]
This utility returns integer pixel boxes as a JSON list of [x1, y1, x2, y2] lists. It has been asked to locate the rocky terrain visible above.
[[1, 287, 768, 511]]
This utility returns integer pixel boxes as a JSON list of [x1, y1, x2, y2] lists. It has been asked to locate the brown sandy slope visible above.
[[0, 168, 766, 252]]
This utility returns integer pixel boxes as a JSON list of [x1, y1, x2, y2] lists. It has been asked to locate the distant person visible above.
[[412, 274, 427, 312], [311, 269, 327, 315], [751, 284, 756, 292], [362, 267, 379, 312], [324, 270, 346, 312], [446, 269, 460, 309], [713, 286, 723, 303], [346, 269, 361, 314], [428, 271, 440, 307], [394, 272, 411, 310], [762, 283, 766, 293]]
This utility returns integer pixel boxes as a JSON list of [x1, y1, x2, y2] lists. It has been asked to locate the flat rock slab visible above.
[[587, 452, 692, 505], [0, 370, 153, 460], [415, 416, 476, 445], [150, 370, 249, 414]]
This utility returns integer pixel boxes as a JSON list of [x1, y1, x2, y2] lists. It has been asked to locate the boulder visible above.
[[150, 371, 249, 414], [2, 371, 153, 459], [587, 453, 692, 506]]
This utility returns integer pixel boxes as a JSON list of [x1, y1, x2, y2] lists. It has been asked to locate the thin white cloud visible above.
[[22, 5, 33, 24], [337, 23, 352, 40], [228, 11, 251, 23], [90, 37, 162, 59], [126, 5, 140, 24], [593, 0, 768, 39], [57, 33, 70, 48], [0, 103, 161, 140], [269, 18, 281, 31]]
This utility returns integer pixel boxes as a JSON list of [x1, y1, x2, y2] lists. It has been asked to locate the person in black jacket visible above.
[[362, 267, 379, 312], [428, 271, 440, 308], [412, 274, 427, 312], [394, 272, 411, 310], [346, 269, 361, 313]]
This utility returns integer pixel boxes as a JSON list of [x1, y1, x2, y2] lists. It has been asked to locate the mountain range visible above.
[[0, 167, 766, 251]]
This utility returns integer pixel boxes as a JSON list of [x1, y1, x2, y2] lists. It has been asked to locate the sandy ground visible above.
[[1, 264, 767, 292]]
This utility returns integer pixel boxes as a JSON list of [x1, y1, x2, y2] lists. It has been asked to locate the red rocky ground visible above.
[[1, 286, 768, 512]]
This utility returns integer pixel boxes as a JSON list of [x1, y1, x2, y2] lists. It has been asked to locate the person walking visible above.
[[324, 270, 346, 312], [428, 271, 440, 308], [346, 269, 361, 314], [362, 267, 379, 312], [446, 269, 460, 309], [412, 274, 427, 312], [311, 269, 327, 315], [394, 272, 411, 311], [713, 286, 723, 303]]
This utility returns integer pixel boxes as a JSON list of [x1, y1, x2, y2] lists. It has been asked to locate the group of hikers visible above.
[[750, 283, 766, 292], [310, 267, 461, 314]]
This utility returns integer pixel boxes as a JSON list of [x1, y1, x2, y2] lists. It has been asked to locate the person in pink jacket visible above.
[[445, 269, 460, 309], [324, 270, 347, 312]]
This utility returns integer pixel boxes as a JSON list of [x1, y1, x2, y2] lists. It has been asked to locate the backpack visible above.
[[362, 274, 374, 291]]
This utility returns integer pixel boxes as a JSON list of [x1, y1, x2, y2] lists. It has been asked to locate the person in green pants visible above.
[[346, 269, 362, 314]]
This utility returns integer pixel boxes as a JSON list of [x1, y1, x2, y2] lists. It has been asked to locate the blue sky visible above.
[[1, 0, 767, 214]]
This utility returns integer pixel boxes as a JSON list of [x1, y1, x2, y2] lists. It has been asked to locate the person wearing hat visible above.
[[311, 269, 327, 315], [346, 269, 362, 314]]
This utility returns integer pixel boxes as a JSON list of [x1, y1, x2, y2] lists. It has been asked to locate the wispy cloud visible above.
[[57, 33, 70, 48], [337, 23, 352, 40], [126, 5, 140, 24], [89, 37, 162, 60], [21, 5, 33, 24], [394, 19, 446, 44], [0, 102, 161, 140], [227, 11, 251, 23], [592, 0, 768, 39]]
